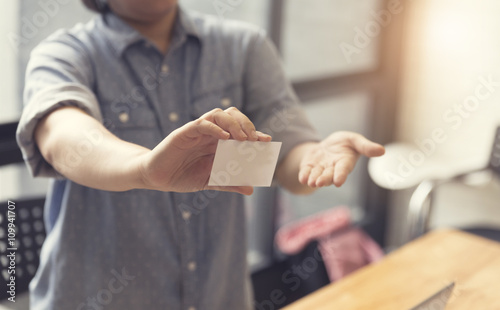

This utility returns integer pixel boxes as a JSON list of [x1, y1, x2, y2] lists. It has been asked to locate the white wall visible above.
[[0, 1, 20, 123], [0, 1, 21, 201], [398, 0, 500, 164], [388, 0, 500, 247]]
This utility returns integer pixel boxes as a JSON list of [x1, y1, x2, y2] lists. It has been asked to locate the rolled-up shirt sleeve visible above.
[[242, 31, 320, 164], [16, 30, 103, 178]]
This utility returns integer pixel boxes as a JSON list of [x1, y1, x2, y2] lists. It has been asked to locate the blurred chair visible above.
[[406, 171, 500, 242], [0, 121, 46, 307], [369, 126, 500, 244]]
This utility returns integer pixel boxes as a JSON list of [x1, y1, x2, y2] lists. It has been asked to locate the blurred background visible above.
[[1, 0, 500, 309]]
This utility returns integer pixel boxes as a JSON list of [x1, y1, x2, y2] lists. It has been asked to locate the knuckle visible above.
[[243, 122, 256, 130], [193, 118, 205, 127], [229, 122, 241, 130], [225, 106, 239, 113]]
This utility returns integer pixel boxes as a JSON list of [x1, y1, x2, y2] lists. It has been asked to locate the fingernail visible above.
[[221, 131, 230, 139]]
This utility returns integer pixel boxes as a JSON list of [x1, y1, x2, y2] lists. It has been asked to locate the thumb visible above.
[[206, 185, 254, 196], [350, 134, 385, 157]]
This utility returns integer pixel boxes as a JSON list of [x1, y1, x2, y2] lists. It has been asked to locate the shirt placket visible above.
[[176, 194, 198, 310], [156, 31, 190, 137], [157, 53, 184, 136], [158, 30, 199, 310]]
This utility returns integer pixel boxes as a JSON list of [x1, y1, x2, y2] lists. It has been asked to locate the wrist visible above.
[[277, 142, 319, 195], [124, 148, 153, 191]]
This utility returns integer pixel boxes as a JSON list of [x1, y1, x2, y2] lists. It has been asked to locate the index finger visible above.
[[224, 107, 259, 141], [201, 108, 248, 140]]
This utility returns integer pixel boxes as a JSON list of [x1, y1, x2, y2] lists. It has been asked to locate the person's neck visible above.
[[122, 6, 178, 54]]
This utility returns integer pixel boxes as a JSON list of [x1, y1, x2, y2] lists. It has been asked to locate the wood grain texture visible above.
[[283, 229, 500, 310]]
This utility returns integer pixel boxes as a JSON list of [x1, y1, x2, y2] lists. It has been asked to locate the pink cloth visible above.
[[318, 227, 384, 281], [275, 207, 351, 254], [275, 207, 384, 282]]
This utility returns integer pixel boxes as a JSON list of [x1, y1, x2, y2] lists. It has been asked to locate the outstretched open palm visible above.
[[299, 131, 385, 188]]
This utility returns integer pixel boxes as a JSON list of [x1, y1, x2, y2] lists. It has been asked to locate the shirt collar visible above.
[[178, 6, 200, 39], [99, 5, 200, 56]]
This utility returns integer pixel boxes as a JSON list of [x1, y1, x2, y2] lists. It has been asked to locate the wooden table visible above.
[[284, 229, 500, 310]]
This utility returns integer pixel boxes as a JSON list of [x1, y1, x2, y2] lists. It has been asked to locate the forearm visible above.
[[35, 106, 149, 191], [276, 142, 318, 195]]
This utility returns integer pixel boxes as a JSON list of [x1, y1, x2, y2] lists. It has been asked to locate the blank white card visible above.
[[208, 140, 282, 187]]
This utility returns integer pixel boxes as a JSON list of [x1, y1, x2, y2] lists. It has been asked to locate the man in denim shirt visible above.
[[16, 0, 385, 309]]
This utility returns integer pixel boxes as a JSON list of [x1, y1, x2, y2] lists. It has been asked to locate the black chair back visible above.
[[1, 198, 46, 301], [1, 121, 46, 301]]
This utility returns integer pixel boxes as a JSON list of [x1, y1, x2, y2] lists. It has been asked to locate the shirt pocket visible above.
[[101, 102, 161, 149], [190, 83, 243, 119]]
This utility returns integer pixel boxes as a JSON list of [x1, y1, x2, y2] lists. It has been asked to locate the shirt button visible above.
[[182, 211, 191, 220], [169, 112, 179, 122], [221, 97, 231, 108], [161, 64, 169, 74], [187, 261, 196, 271], [118, 112, 129, 123]]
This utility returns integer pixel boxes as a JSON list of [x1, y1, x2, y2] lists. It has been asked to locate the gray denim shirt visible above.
[[16, 7, 318, 310]]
